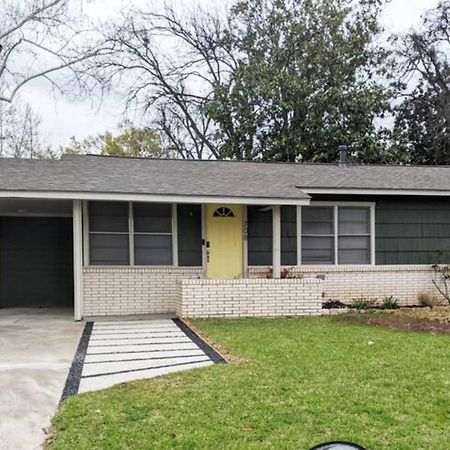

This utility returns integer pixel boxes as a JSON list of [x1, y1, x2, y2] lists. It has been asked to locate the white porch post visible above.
[[73, 199, 83, 321], [272, 205, 281, 279]]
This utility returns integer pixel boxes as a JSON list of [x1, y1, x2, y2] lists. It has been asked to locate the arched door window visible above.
[[213, 207, 235, 217]]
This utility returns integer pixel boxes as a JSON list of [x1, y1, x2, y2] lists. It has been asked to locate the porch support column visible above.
[[272, 205, 281, 279], [73, 199, 83, 321]]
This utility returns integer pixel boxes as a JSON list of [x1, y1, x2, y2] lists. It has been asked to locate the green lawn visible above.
[[49, 317, 450, 449]]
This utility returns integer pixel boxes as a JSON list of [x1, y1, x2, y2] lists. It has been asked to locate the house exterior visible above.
[[1, 154, 450, 320]]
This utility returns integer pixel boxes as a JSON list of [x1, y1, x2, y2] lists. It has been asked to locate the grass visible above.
[[48, 317, 450, 450]]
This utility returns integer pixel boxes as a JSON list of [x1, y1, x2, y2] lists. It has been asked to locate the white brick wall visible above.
[[249, 265, 438, 306], [176, 278, 323, 318], [82, 264, 441, 318], [82, 267, 203, 316]]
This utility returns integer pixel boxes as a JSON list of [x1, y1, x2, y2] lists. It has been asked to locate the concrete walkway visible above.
[[78, 319, 217, 393], [0, 308, 83, 450]]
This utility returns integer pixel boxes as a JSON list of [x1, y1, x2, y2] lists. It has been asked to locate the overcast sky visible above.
[[19, 0, 441, 149]]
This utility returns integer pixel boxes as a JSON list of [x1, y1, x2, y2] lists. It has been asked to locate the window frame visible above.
[[299, 201, 375, 266], [84, 201, 202, 268]]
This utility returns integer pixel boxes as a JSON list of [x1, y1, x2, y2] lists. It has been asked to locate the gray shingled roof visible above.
[[0, 155, 308, 200], [2, 155, 450, 199]]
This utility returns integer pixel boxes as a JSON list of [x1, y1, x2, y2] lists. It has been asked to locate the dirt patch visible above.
[[339, 307, 450, 335]]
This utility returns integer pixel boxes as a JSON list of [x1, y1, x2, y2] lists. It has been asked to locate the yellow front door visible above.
[[206, 204, 243, 279]]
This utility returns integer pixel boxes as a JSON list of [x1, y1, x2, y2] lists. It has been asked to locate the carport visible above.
[[0, 199, 75, 311]]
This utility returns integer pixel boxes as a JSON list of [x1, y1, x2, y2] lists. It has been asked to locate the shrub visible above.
[[265, 266, 299, 279], [418, 292, 439, 308], [352, 298, 375, 310], [382, 296, 400, 309], [322, 299, 347, 309]]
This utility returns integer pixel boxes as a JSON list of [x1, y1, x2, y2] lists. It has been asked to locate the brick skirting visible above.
[[176, 278, 323, 318], [250, 265, 438, 306], [82, 265, 441, 318], [82, 267, 203, 316]]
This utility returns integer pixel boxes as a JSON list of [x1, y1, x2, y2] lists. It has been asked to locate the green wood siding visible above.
[[310, 195, 450, 265], [375, 198, 450, 264]]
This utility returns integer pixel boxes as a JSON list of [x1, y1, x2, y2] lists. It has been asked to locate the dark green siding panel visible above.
[[310, 194, 450, 265], [375, 198, 450, 265]]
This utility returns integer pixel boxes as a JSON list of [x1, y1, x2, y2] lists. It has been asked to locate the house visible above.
[[1, 154, 450, 320]]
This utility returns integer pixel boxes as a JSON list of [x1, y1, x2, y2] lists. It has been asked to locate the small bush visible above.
[[322, 299, 347, 309], [418, 292, 439, 308], [352, 298, 375, 310], [382, 296, 400, 309]]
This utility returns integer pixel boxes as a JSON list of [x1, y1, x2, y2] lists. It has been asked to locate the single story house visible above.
[[1, 154, 450, 320]]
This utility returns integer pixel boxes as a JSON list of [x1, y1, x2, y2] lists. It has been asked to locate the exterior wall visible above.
[[249, 265, 437, 306], [176, 278, 323, 318], [310, 194, 450, 265], [375, 197, 450, 264], [82, 267, 203, 316]]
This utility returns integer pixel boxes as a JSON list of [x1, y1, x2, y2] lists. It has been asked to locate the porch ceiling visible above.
[[0, 198, 72, 216]]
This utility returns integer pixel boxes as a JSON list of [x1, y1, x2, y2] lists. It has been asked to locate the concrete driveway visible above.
[[0, 308, 83, 450]]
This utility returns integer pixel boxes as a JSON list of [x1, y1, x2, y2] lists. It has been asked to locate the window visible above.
[[247, 206, 272, 265], [247, 206, 298, 266], [133, 203, 172, 265], [213, 207, 235, 217], [301, 205, 372, 265], [301, 207, 334, 264], [338, 207, 370, 264], [281, 206, 297, 265], [177, 204, 202, 266], [88, 201, 130, 265], [87, 201, 204, 267]]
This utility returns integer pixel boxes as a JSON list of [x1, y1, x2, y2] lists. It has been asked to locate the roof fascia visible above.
[[0, 191, 311, 206]]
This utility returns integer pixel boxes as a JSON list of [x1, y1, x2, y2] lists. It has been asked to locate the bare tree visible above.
[[0, 0, 110, 104], [0, 99, 54, 158], [392, 1, 450, 164], [93, 5, 236, 159], [93, 1, 390, 161]]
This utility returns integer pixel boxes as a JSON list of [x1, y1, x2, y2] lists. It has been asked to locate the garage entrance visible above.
[[0, 200, 74, 309]]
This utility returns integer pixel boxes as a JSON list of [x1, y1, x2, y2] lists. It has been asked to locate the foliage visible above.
[[322, 299, 348, 309], [418, 292, 440, 308], [95, 0, 394, 161], [206, 0, 392, 162], [265, 266, 296, 279], [48, 318, 450, 449], [431, 264, 450, 306], [351, 298, 375, 310], [0, 0, 107, 104], [64, 123, 165, 158], [0, 100, 55, 158], [381, 296, 399, 310], [393, 1, 450, 164]]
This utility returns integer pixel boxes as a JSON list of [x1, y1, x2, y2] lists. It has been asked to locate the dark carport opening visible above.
[[0, 199, 74, 309]]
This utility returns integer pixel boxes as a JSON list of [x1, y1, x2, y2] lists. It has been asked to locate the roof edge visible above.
[[301, 187, 450, 196], [0, 190, 311, 205]]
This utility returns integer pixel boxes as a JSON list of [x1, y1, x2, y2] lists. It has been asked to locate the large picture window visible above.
[[87, 202, 202, 266], [301, 204, 372, 265]]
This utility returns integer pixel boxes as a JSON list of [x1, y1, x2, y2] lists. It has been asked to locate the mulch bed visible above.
[[339, 309, 450, 335]]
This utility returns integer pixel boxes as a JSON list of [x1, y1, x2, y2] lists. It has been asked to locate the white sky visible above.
[[19, 0, 441, 149]]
